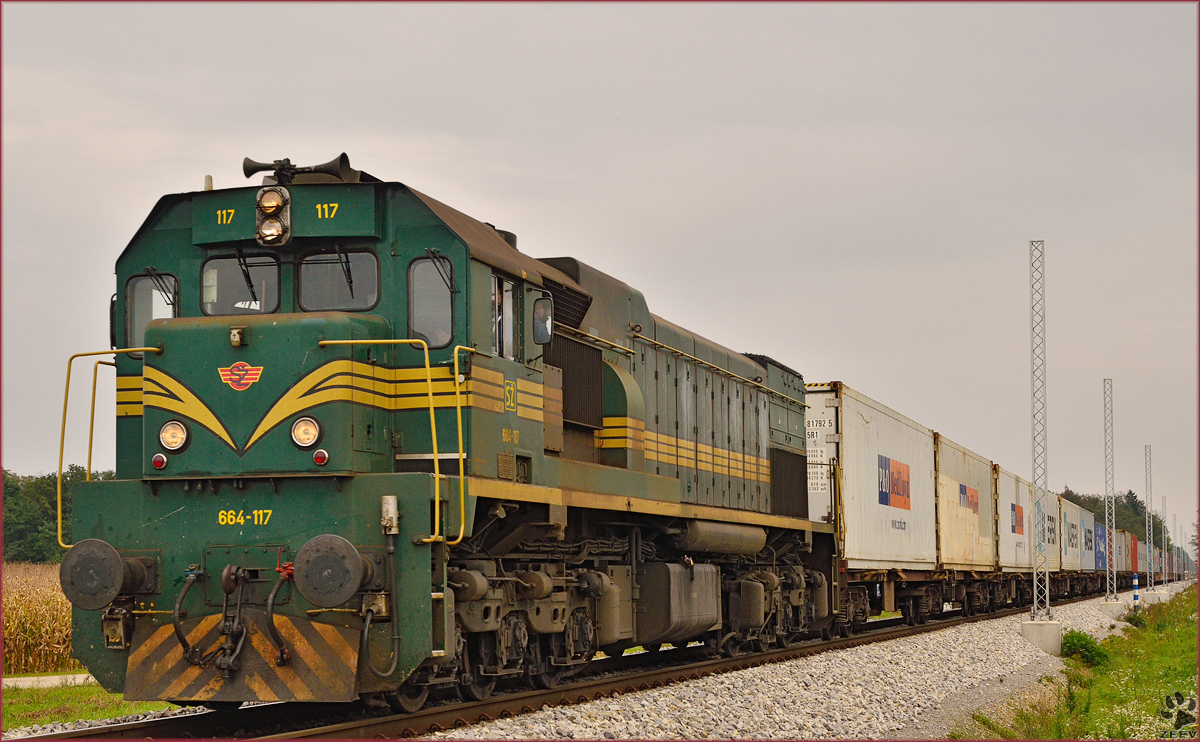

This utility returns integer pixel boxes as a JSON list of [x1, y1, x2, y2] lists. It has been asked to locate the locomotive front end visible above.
[[61, 156, 468, 708]]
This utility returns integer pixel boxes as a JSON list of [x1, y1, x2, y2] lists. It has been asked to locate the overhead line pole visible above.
[[1104, 380, 1117, 602], [1146, 445, 1154, 591], [1030, 240, 1051, 620]]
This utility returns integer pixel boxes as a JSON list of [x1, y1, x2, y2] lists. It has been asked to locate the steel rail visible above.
[[19, 593, 1107, 741]]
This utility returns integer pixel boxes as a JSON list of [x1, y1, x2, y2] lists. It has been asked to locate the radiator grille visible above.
[[542, 278, 592, 330], [544, 335, 602, 429], [770, 447, 809, 518]]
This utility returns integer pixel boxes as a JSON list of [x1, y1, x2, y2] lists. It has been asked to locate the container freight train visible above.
[[57, 155, 1188, 712], [803, 382, 1190, 625]]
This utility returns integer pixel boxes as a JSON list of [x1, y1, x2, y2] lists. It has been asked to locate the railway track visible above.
[[25, 595, 1103, 740]]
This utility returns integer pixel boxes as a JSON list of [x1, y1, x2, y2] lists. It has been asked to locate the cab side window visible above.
[[492, 275, 519, 360], [409, 256, 453, 348], [126, 274, 178, 356]]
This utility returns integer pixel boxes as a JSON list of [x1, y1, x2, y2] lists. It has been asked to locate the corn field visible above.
[[2, 562, 82, 674]]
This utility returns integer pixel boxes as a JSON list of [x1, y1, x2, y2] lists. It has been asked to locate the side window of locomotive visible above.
[[200, 256, 280, 316], [299, 251, 379, 311], [492, 275, 519, 361], [408, 257, 453, 348], [125, 274, 178, 357]]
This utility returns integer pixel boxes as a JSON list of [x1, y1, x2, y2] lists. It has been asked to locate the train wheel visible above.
[[915, 609, 927, 625], [387, 683, 429, 714], [643, 643, 663, 653], [530, 665, 569, 690], [721, 639, 744, 658], [775, 633, 798, 649], [904, 598, 917, 626], [459, 640, 495, 702]]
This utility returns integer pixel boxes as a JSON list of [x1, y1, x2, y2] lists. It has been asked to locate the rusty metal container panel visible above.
[[935, 436, 995, 570], [1081, 509, 1096, 572], [804, 383, 937, 571], [1113, 530, 1128, 572], [997, 467, 1032, 572], [1059, 497, 1083, 571]]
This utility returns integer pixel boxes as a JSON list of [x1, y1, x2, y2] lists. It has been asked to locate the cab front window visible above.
[[299, 250, 379, 311], [201, 255, 280, 316]]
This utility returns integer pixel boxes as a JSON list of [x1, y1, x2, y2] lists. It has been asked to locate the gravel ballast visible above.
[[424, 586, 1189, 740], [5, 584, 1189, 739]]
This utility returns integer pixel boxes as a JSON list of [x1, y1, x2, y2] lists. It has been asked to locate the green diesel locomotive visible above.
[[58, 154, 834, 710]]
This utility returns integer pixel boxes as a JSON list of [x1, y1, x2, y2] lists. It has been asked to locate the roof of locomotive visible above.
[[116, 174, 588, 297]]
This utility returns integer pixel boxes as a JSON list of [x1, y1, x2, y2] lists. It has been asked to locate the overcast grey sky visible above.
[[3, 3, 1196, 542]]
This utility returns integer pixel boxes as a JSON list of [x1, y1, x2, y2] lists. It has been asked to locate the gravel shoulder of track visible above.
[[421, 590, 1161, 740]]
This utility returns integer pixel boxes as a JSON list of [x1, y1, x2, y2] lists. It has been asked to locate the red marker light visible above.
[[312, 449, 329, 466], [152, 453, 168, 470]]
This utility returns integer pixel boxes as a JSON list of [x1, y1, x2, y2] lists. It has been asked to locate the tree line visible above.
[[1059, 485, 1178, 553], [3, 466, 114, 563]]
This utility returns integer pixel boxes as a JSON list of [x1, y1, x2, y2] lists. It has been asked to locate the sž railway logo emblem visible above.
[[219, 361, 264, 391]]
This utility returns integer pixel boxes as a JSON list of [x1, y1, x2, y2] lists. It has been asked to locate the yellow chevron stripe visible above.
[[143, 367, 236, 449]]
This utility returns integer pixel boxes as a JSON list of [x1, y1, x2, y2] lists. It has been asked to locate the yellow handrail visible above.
[[86, 361, 117, 480], [59, 347, 160, 550], [447, 345, 477, 546], [317, 338, 449, 544]]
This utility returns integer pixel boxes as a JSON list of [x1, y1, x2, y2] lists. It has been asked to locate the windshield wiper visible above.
[[334, 243, 354, 298], [144, 266, 175, 307], [424, 247, 457, 294], [233, 246, 259, 304]]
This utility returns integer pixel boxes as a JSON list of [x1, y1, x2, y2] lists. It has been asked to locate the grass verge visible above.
[[951, 584, 1198, 739], [1, 682, 174, 732]]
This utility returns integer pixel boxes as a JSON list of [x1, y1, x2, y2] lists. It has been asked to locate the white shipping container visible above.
[[935, 436, 995, 570], [996, 468, 1032, 571], [1138, 541, 1147, 575], [804, 383, 937, 571], [1116, 531, 1130, 572], [1081, 510, 1096, 572], [1060, 497, 1082, 571], [1036, 492, 1062, 572]]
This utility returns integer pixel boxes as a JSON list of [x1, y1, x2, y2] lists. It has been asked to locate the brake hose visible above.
[[362, 533, 401, 677]]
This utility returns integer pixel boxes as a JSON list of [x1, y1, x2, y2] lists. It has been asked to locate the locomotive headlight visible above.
[[291, 417, 321, 448], [258, 188, 285, 215], [159, 421, 188, 451], [259, 217, 285, 242]]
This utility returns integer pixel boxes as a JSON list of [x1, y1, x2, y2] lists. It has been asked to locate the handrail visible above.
[[317, 339, 447, 544], [631, 333, 809, 408], [59, 347, 160, 549], [448, 345, 476, 546], [553, 323, 635, 355], [86, 361, 117, 480]]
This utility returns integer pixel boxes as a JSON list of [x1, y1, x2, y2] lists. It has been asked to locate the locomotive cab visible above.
[[61, 155, 837, 711]]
